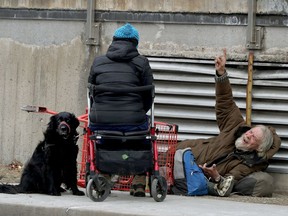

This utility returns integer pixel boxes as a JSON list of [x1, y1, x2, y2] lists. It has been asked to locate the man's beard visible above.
[[235, 134, 250, 152]]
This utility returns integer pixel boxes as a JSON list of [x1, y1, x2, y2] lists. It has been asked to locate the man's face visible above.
[[235, 127, 263, 152]]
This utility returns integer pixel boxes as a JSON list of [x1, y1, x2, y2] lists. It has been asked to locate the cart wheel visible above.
[[148, 176, 152, 197], [85, 174, 90, 197], [151, 176, 167, 202], [87, 175, 110, 202]]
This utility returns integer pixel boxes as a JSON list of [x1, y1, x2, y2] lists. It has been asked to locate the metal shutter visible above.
[[149, 57, 288, 174]]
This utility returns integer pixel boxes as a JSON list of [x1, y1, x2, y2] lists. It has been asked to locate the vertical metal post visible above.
[[246, 0, 263, 50], [247, 0, 256, 46], [86, 0, 100, 46]]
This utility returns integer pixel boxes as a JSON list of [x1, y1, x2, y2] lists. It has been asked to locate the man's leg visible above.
[[233, 171, 274, 197]]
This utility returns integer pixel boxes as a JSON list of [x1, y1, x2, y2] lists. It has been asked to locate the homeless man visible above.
[[176, 49, 281, 197]]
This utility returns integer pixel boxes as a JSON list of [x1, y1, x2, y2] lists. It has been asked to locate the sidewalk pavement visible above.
[[0, 190, 287, 216]]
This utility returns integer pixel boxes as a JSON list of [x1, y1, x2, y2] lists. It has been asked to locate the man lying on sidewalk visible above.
[[175, 49, 281, 197]]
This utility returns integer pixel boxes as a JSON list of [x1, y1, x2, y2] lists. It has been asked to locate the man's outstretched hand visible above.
[[215, 48, 226, 76], [199, 163, 221, 181]]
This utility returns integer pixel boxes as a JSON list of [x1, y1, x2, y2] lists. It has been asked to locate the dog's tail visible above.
[[0, 184, 21, 194]]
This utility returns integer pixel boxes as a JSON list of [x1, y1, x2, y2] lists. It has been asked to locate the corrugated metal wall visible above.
[[150, 57, 288, 174]]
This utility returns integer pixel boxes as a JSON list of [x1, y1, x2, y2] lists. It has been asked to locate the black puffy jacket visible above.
[[88, 39, 154, 128]]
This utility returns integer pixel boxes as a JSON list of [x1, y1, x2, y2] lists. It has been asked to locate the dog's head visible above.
[[47, 112, 80, 139]]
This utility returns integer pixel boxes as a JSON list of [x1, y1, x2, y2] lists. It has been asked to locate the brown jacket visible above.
[[177, 77, 281, 181]]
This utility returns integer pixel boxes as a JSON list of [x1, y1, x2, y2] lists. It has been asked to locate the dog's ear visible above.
[[47, 115, 57, 130], [71, 113, 80, 129], [44, 114, 58, 137]]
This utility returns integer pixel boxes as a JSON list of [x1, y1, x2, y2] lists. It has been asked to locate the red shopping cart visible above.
[[21, 105, 178, 201]]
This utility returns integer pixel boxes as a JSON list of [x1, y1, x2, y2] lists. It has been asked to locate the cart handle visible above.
[[21, 105, 57, 115]]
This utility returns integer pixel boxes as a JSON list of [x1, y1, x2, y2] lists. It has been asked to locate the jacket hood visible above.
[[266, 126, 281, 160], [106, 40, 139, 61]]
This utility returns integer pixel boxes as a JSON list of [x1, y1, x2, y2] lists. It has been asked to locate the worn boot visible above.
[[130, 175, 146, 197], [208, 175, 234, 197]]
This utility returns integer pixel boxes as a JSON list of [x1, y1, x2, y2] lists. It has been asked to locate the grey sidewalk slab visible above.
[[0, 190, 287, 216]]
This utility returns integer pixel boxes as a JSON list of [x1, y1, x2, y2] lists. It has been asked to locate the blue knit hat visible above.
[[113, 23, 139, 42]]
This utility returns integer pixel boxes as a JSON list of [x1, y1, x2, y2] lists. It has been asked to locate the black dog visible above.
[[0, 112, 85, 196]]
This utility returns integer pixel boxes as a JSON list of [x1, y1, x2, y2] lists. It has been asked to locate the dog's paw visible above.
[[73, 190, 85, 196]]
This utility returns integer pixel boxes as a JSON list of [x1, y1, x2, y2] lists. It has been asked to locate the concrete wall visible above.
[[0, 0, 87, 9], [1, 0, 288, 14], [0, 0, 287, 167], [0, 20, 90, 164]]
